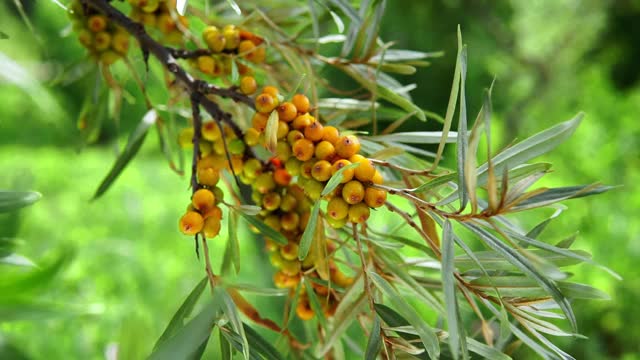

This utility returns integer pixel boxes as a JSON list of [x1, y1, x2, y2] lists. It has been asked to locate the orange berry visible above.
[[252, 112, 269, 132], [197, 167, 220, 186], [315, 140, 335, 160], [349, 155, 376, 182], [250, 46, 266, 63], [292, 113, 314, 130], [262, 86, 279, 98], [274, 168, 292, 186], [197, 56, 215, 75], [277, 102, 298, 122], [365, 187, 387, 208], [240, 76, 257, 95], [304, 121, 324, 142], [192, 188, 215, 210], [322, 126, 340, 144], [311, 160, 332, 182], [327, 197, 349, 220], [348, 203, 370, 223], [296, 298, 315, 320], [331, 159, 355, 183], [202, 205, 223, 220], [292, 94, 310, 113], [342, 180, 365, 204], [335, 135, 361, 158], [292, 139, 315, 161], [87, 15, 108, 33], [255, 93, 278, 113], [179, 211, 204, 235], [238, 39, 256, 58], [203, 217, 222, 238]]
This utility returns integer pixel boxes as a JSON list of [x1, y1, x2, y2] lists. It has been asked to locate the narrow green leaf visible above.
[[464, 223, 577, 332], [321, 162, 360, 196], [367, 131, 457, 144], [298, 202, 321, 260], [373, 63, 416, 75], [231, 59, 239, 83], [442, 220, 463, 359], [329, 10, 345, 32], [512, 184, 613, 211], [148, 299, 218, 360], [477, 113, 584, 180], [229, 211, 240, 274], [369, 272, 440, 359], [238, 212, 288, 245], [464, 338, 511, 360], [364, 315, 382, 360], [370, 49, 444, 62], [0, 191, 41, 213], [327, 0, 361, 25], [154, 277, 208, 350], [218, 288, 249, 360], [338, 64, 425, 120], [285, 281, 302, 328], [455, 249, 587, 272], [456, 33, 469, 210], [0, 299, 85, 322], [93, 109, 157, 199], [317, 98, 378, 111], [242, 324, 286, 360], [373, 303, 429, 360], [226, 0, 241, 15], [222, 283, 288, 297], [470, 276, 610, 300]]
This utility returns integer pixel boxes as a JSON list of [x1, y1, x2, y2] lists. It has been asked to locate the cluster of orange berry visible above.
[[177, 121, 246, 239], [195, 26, 266, 78], [69, 1, 130, 65], [128, 0, 188, 44]]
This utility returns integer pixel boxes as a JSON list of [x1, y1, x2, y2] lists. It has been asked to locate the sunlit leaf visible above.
[[0, 253, 35, 267], [317, 97, 378, 111], [441, 220, 465, 359], [367, 131, 457, 144], [0, 191, 41, 213], [329, 11, 345, 33], [470, 276, 609, 300], [298, 202, 320, 260], [370, 49, 444, 63], [511, 184, 614, 211], [369, 272, 440, 359], [226, 0, 241, 15], [93, 109, 157, 199], [456, 32, 469, 210], [218, 288, 249, 360]]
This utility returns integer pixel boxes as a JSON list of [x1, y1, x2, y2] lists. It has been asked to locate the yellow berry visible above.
[[311, 160, 332, 182], [292, 139, 315, 161], [342, 180, 364, 204], [348, 202, 370, 224], [240, 76, 257, 95], [203, 217, 222, 238], [244, 127, 261, 146], [99, 51, 120, 65], [331, 159, 355, 183], [296, 298, 315, 320], [203, 26, 226, 52], [280, 242, 299, 261], [349, 155, 376, 182], [87, 15, 108, 33], [277, 121, 289, 140], [223, 24, 240, 50], [322, 126, 340, 144], [255, 93, 278, 113], [197, 167, 220, 186], [315, 141, 335, 160], [179, 211, 204, 235], [292, 113, 314, 130], [252, 112, 269, 132], [371, 170, 384, 185], [327, 197, 349, 220], [262, 192, 282, 211], [365, 187, 387, 208], [287, 130, 304, 146], [255, 172, 276, 194], [111, 31, 129, 54], [192, 188, 215, 211]]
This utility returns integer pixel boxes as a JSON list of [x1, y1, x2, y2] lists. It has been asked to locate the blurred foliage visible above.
[[1, 0, 638, 359]]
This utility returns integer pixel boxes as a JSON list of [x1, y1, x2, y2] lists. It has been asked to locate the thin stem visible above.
[[353, 224, 375, 312], [201, 234, 217, 292]]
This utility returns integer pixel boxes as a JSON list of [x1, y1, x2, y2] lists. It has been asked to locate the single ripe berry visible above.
[[335, 135, 361, 159], [192, 188, 215, 211], [264, 214, 282, 232], [262, 86, 279, 98], [365, 187, 387, 208], [299, 161, 314, 179], [292, 94, 310, 113], [141, 0, 160, 13], [202, 205, 223, 221], [255, 93, 278, 113], [222, 24, 240, 50], [330, 266, 355, 288], [240, 76, 257, 95], [350, 155, 376, 182], [292, 138, 314, 161], [238, 39, 256, 59], [279, 193, 298, 212], [77, 29, 93, 48], [157, 14, 177, 34], [203, 26, 226, 52], [331, 159, 355, 183], [304, 179, 324, 200], [276, 121, 289, 140], [203, 217, 222, 238], [296, 298, 315, 320], [197, 167, 220, 186], [304, 121, 324, 142], [112, 32, 129, 54], [202, 121, 222, 141], [314, 140, 335, 160], [327, 197, 349, 220], [322, 126, 340, 144], [243, 158, 262, 178], [284, 158, 302, 176], [179, 211, 204, 235], [348, 202, 370, 224], [342, 180, 365, 204], [292, 113, 314, 130], [274, 168, 292, 186], [311, 160, 332, 182], [252, 112, 269, 132], [280, 242, 299, 261], [197, 56, 215, 75], [277, 102, 298, 122], [87, 15, 108, 33]]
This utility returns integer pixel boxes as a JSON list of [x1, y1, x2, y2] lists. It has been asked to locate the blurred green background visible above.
[[1, 0, 639, 359]]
